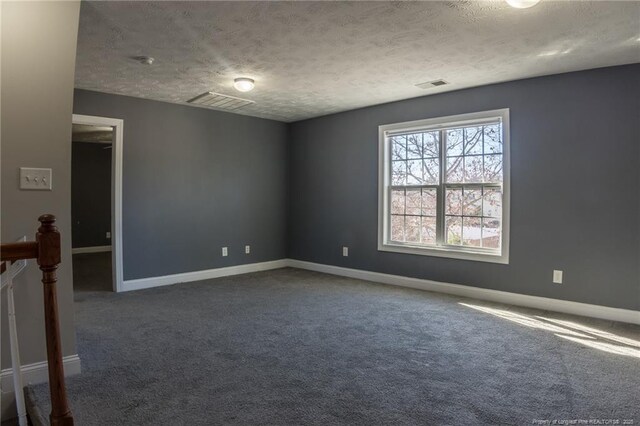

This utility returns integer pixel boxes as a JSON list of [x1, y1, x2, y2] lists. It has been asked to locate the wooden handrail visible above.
[[1, 242, 38, 263], [1, 214, 74, 426]]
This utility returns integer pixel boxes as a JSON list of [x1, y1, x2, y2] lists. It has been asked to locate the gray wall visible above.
[[0, 0, 80, 382], [71, 142, 112, 248], [289, 64, 640, 311], [73, 90, 289, 280]]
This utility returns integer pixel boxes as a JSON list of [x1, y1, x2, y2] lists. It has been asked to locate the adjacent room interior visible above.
[[71, 123, 114, 293], [1, 1, 639, 425]]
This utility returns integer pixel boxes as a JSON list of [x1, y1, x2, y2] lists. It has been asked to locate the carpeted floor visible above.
[[72, 252, 112, 293], [31, 260, 640, 425]]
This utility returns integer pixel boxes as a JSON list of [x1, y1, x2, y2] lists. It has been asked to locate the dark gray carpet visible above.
[[72, 252, 112, 293], [31, 268, 639, 425]]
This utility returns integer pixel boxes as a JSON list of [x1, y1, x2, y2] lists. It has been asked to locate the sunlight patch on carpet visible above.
[[459, 303, 640, 359]]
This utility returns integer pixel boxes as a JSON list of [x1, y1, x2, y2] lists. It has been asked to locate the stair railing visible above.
[[1, 238, 28, 426], [1, 215, 74, 426]]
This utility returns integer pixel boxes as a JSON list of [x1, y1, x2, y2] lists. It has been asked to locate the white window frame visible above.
[[378, 109, 510, 264]]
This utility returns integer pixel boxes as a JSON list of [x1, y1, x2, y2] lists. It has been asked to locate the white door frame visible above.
[[72, 114, 124, 292]]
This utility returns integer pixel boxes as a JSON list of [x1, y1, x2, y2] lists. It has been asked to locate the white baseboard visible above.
[[1, 355, 81, 418], [121, 259, 289, 292], [120, 257, 638, 324], [72, 245, 111, 254], [0, 354, 81, 393], [286, 259, 640, 325]]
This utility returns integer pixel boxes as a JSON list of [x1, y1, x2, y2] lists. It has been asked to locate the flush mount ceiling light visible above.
[[233, 77, 255, 92], [506, 0, 540, 8], [134, 56, 155, 65]]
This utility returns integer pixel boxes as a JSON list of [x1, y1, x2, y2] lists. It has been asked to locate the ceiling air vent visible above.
[[415, 79, 449, 89], [187, 91, 255, 111]]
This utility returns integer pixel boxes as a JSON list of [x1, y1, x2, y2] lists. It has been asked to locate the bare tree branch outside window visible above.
[[389, 122, 503, 251]]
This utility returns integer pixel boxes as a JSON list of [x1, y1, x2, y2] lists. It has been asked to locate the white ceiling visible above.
[[75, 1, 640, 122]]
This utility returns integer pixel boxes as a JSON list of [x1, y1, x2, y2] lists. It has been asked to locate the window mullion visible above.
[[436, 129, 446, 246], [386, 136, 393, 243]]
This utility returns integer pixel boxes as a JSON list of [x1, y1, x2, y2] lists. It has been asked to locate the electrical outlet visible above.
[[342, 246, 349, 257], [245, 245, 250, 254], [553, 270, 563, 284], [222, 247, 228, 257], [106, 232, 111, 239]]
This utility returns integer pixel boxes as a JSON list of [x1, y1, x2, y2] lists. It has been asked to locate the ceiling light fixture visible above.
[[506, 0, 540, 8], [136, 56, 155, 65], [233, 77, 255, 92]]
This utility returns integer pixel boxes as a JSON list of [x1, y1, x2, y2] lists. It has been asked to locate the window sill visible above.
[[378, 242, 509, 264]]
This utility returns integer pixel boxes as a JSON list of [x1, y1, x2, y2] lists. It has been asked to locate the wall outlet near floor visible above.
[[245, 245, 250, 254], [222, 247, 228, 257], [342, 246, 349, 257], [553, 270, 563, 284], [106, 232, 111, 239]]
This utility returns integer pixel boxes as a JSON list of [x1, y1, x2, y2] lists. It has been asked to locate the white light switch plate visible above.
[[222, 247, 228, 257], [20, 167, 52, 190], [342, 246, 349, 257], [245, 245, 250, 254]]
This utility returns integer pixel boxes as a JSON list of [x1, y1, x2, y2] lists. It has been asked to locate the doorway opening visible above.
[[71, 114, 123, 292]]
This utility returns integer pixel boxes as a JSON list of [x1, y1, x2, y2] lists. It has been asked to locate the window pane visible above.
[[391, 215, 405, 242], [464, 126, 483, 155], [385, 118, 504, 255], [462, 217, 482, 247], [406, 216, 421, 243], [482, 218, 501, 249], [392, 136, 406, 161], [423, 131, 439, 157], [445, 188, 463, 215], [483, 187, 502, 218], [463, 188, 482, 216], [484, 154, 503, 182], [406, 134, 422, 159], [446, 216, 462, 245], [421, 188, 437, 216], [422, 158, 439, 185], [446, 128, 463, 156], [391, 190, 405, 215], [464, 156, 483, 183], [446, 156, 463, 183], [406, 160, 423, 185], [421, 216, 437, 245], [406, 189, 421, 215], [392, 161, 406, 185], [484, 124, 502, 154]]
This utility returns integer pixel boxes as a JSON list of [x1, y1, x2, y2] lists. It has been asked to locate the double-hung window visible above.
[[378, 109, 510, 263]]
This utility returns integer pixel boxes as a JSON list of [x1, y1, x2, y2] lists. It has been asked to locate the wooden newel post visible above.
[[36, 214, 74, 426]]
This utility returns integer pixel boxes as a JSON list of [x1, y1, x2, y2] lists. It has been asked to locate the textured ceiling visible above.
[[75, 1, 640, 122]]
